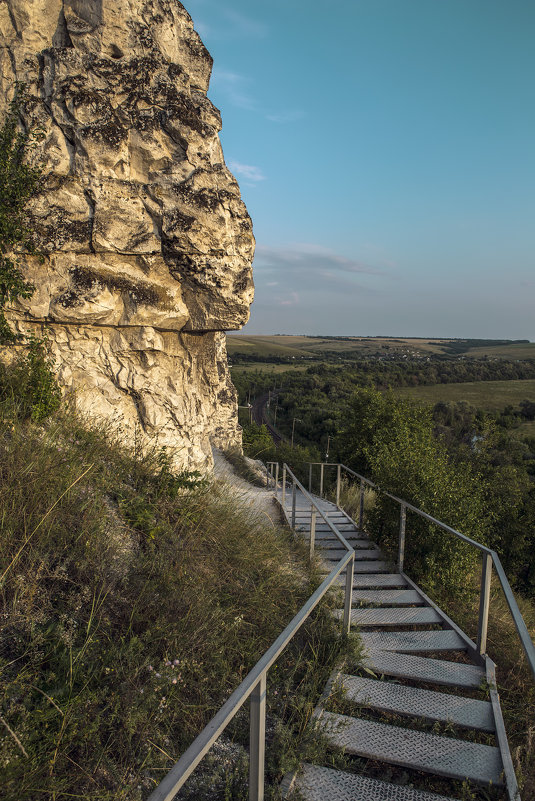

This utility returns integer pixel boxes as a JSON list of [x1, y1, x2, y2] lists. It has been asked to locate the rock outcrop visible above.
[[0, 0, 254, 470]]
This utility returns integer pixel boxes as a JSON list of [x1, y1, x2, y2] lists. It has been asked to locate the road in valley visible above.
[[252, 392, 284, 445]]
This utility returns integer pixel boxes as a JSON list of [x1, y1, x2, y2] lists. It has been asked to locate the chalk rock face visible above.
[[0, 0, 254, 470]]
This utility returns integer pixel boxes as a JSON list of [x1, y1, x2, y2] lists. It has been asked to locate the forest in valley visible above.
[[232, 353, 535, 601]]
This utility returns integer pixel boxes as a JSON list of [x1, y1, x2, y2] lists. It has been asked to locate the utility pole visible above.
[[291, 417, 302, 448]]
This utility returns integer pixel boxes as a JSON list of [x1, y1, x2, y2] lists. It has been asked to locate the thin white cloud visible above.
[[255, 243, 387, 276], [266, 110, 305, 124], [280, 292, 300, 307], [221, 8, 268, 38], [187, 1, 267, 41], [211, 68, 256, 111], [210, 68, 304, 124], [228, 160, 266, 182]]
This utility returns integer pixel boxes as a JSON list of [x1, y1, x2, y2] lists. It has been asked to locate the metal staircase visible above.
[[276, 473, 522, 801], [146, 460, 534, 801]]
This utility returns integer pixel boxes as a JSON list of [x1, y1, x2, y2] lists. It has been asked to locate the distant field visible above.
[[227, 334, 457, 358], [231, 362, 317, 374], [465, 343, 535, 359], [395, 380, 535, 412], [225, 335, 313, 358], [227, 335, 534, 360]]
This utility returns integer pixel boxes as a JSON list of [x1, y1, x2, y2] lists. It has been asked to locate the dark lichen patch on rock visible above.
[[70, 266, 163, 306]]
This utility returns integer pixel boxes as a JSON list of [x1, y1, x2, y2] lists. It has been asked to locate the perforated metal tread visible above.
[[352, 589, 424, 605], [319, 712, 503, 786], [294, 764, 456, 801], [337, 560, 391, 573], [348, 607, 442, 626], [323, 548, 382, 561], [361, 630, 467, 652], [340, 674, 495, 731], [362, 650, 484, 688], [317, 538, 375, 550], [353, 573, 408, 588]]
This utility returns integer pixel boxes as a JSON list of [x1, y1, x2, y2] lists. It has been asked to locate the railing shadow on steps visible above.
[[263, 460, 534, 801], [146, 463, 354, 801]]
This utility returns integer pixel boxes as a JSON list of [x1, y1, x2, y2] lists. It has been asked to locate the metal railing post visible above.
[[358, 479, 365, 530], [308, 463, 312, 493], [291, 479, 297, 528], [320, 463, 324, 498], [343, 554, 354, 636], [336, 464, 341, 507], [310, 506, 316, 561], [398, 503, 406, 572], [249, 672, 266, 801], [477, 553, 492, 655], [282, 465, 287, 507], [275, 462, 279, 492], [265, 464, 270, 489]]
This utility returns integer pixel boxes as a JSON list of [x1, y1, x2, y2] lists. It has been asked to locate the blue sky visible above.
[[186, 0, 535, 338]]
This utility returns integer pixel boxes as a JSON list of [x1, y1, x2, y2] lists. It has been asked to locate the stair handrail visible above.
[[308, 460, 535, 681], [146, 465, 355, 801]]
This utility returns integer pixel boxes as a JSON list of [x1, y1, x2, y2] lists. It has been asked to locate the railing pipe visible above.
[[334, 462, 535, 681], [398, 503, 406, 573], [310, 507, 317, 561], [283, 466, 355, 553], [336, 464, 341, 507], [477, 553, 492, 655], [275, 462, 279, 491], [291, 479, 297, 528], [343, 555, 354, 635], [319, 463, 324, 498], [146, 549, 354, 801], [281, 465, 286, 506], [358, 479, 365, 530], [249, 673, 267, 801], [281, 464, 355, 640]]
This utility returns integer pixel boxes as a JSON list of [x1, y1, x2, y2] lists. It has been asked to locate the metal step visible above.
[[314, 535, 375, 548], [352, 589, 424, 606], [362, 651, 484, 688], [353, 573, 407, 588], [322, 548, 382, 560], [294, 764, 456, 801], [314, 522, 359, 529], [349, 607, 442, 627], [340, 674, 495, 731], [350, 561, 391, 573], [361, 630, 467, 652], [319, 712, 503, 786], [330, 562, 392, 574]]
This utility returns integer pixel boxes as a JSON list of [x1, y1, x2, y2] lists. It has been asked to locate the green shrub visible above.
[[339, 388, 484, 598], [0, 337, 61, 421], [0, 85, 43, 344]]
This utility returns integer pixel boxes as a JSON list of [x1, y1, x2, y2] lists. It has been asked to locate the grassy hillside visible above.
[[0, 371, 354, 800]]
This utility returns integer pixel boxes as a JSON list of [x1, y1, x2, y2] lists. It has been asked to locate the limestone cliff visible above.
[[0, 0, 255, 469]]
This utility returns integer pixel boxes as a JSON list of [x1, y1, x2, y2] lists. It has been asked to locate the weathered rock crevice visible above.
[[0, 0, 255, 470]]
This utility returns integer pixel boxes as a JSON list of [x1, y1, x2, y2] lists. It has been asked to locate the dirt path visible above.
[[212, 449, 282, 524]]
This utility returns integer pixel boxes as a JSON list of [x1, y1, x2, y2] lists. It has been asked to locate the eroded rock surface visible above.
[[0, 0, 254, 470]]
